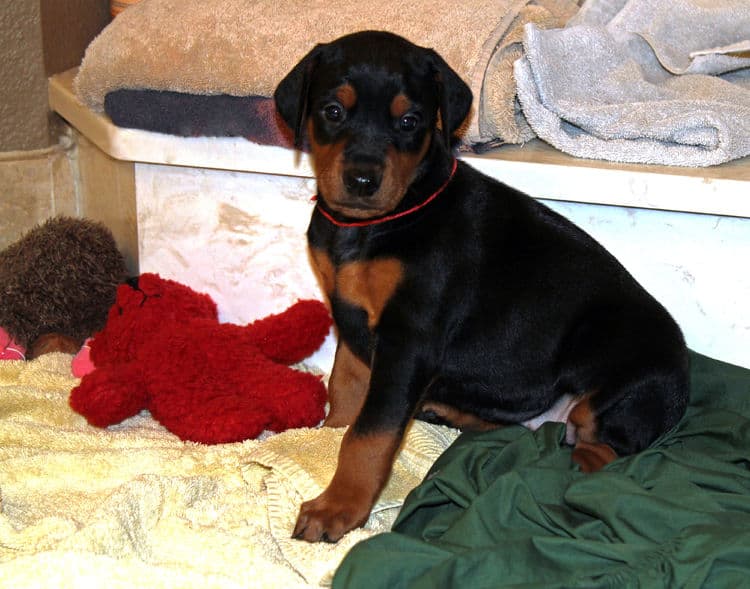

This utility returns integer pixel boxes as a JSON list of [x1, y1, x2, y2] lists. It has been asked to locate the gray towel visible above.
[[514, 0, 750, 167]]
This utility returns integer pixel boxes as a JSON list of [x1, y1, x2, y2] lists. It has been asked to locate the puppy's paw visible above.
[[292, 490, 370, 543]]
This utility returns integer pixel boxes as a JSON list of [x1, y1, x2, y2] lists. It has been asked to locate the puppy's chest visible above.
[[310, 247, 403, 330]]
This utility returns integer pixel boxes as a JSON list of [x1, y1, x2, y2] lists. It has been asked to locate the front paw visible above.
[[292, 490, 371, 543]]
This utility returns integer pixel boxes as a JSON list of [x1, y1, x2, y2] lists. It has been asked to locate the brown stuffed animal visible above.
[[0, 216, 127, 359]]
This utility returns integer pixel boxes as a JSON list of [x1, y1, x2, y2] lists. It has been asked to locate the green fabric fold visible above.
[[334, 352, 750, 588]]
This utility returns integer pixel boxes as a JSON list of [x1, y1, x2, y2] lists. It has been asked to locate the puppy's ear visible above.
[[274, 46, 323, 149], [425, 49, 473, 146]]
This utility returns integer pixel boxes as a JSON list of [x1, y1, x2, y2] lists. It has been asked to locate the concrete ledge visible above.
[[50, 68, 750, 218]]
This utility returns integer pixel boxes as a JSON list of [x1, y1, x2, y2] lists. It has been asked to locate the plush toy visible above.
[[69, 273, 332, 444], [0, 216, 127, 359]]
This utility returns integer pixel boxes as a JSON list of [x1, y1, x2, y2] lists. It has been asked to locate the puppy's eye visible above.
[[399, 113, 420, 132], [323, 103, 345, 123]]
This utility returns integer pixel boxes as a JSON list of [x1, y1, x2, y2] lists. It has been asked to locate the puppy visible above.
[[274, 30, 689, 543]]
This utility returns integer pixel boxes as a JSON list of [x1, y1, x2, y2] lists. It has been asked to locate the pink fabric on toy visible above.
[[72, 338, 95, 377], [0, 327, 26, 360]]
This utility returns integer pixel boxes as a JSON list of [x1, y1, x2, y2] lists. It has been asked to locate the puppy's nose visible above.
[[343, 166, 382, 197]]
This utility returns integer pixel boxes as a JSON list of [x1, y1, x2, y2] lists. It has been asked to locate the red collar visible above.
[[314, 158, 457, 228]]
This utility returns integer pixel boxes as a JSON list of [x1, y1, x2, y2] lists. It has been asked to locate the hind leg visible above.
[[567, 368, 688, 472], [557, 304, 689, 472], [568, 397, 618, 473]]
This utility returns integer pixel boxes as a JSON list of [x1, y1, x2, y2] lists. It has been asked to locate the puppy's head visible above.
[[274, 31, 472, 219]]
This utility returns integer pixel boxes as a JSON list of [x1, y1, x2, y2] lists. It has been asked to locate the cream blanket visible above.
[[73, 0, 579, 146], [0, 354, 458, 587]]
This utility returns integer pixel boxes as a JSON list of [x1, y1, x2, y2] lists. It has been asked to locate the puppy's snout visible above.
[[343, 164, 382, 197]]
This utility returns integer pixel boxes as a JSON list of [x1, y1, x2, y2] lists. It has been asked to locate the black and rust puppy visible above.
[[274, 31, 689, 543]]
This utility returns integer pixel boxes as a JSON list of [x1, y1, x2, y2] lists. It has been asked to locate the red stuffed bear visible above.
[[69, 273, 331, 443]]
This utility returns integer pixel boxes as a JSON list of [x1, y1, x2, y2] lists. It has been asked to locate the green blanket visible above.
[[334, 352, 750, 588]]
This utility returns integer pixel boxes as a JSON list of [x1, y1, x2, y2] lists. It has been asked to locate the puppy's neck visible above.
[[399, 136, 455, 212]]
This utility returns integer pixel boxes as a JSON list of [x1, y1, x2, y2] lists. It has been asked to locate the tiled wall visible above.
[[0, 139, 77, 250], [0, 128, 138, 274]]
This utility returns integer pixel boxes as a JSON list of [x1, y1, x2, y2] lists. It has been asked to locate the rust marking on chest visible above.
[[338, 258, 404, 329], [310, 249, 403, 330]]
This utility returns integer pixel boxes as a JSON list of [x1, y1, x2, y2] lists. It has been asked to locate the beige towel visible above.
[[0, 354, 458, 587], [74, 0, 578, 145]]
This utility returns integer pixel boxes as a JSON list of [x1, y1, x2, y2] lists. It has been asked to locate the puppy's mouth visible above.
[[321, 195, 401, 220], [336, 199, 380, 211]]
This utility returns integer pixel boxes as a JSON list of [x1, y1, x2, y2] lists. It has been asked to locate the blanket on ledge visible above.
[[514, 0, 750, 166], [73, 0, 578, 147], [0, 354, 458, 588], [334, 351, 750, 588]]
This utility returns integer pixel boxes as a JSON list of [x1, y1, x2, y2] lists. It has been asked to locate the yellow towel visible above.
[[0, 354, 458, 587]]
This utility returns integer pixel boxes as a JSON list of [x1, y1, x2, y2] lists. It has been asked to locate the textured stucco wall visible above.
[[0, 0, 110, 152], [41, 0, 111, 77], [0, 1, 50, 151]]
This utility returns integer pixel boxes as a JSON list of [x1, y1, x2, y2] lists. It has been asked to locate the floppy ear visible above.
[[426, 49, 473, 145], [274, 45, 322, 149]]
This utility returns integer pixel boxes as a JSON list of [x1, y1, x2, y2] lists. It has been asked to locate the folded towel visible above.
[[471, 2, 577, 147], [514, 0, 750, 166], [74, 0, 578, 147], [0, 354, 458, 587]]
